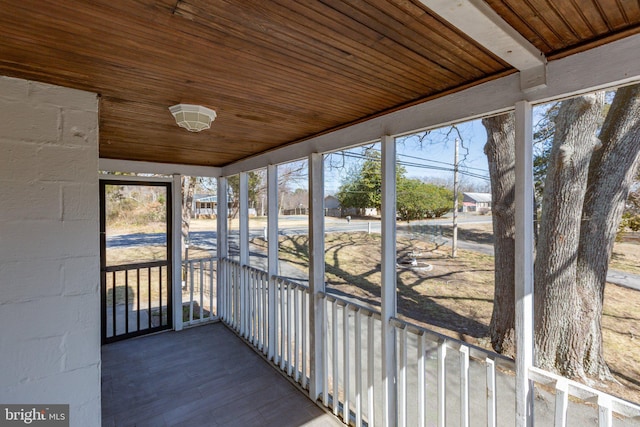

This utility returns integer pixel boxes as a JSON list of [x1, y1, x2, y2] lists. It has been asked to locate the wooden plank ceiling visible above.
[[1, 0, 639, 167]]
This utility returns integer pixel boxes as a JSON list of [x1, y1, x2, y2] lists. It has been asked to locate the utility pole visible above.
[[452, 138, 459, 258]]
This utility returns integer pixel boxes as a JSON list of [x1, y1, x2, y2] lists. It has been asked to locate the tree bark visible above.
[[576, 84, 640, 379], [483, 113, 517, 356], [534, 93, 605, 378]]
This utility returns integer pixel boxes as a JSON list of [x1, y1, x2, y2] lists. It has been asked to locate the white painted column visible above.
[[172, 174, 183, 331], [267, 164, 279, 359], [308, 152, 326, 401], [239, 172, 250, 336], [239, 172, 250, 265], [217, 176, 229, 320], [381, 135, 398, 427], [514, 101, 535, 427]]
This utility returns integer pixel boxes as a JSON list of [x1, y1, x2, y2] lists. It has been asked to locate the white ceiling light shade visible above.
[[169, 104, 217, 132]]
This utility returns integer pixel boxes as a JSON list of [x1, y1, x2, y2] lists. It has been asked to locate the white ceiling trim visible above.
[[99, 158, 221, 177], [221, 33, 640, 177], [418, 0, 547, 90]]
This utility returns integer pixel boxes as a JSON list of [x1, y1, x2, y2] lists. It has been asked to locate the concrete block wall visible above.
[[0, 76, 101, 426]]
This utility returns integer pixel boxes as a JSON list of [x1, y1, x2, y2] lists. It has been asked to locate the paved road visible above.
[[107, 219, 640, 291]]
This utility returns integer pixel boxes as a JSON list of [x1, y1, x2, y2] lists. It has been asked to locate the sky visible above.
[[322, 118, 491, 195]]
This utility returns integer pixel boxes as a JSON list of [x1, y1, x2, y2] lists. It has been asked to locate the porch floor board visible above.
[[101, 322, 342, 427]]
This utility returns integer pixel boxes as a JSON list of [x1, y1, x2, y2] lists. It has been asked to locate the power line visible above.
[[327, 151, 490, 181]]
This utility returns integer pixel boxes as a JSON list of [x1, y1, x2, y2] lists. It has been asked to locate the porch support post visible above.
[[267, 164, 278, 360], [308, 152, 326, 401], [239, 172, 250, 336], [239, 172, 250, 265], [514, 100, 535, 427], [381, 134, 397, 427], [217, 176, 229, 321], [172, 174, 183, 331]]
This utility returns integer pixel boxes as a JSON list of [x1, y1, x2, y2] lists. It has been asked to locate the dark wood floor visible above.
[[101, 322, 343, 427]]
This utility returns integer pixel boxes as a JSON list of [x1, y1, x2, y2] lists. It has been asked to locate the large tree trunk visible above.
[[576, 84, 640, 379], [483, 113, 517, 356], [534, 93, 605, 378]]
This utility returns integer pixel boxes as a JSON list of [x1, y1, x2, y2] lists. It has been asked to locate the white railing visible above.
[[390, 317, 515, 427], [182, 257, 217, 326], [274, 276, 310, 389], [320, 293, 382, 427], [218, 258, 242, 332], [218, 258, 310, 389], [218, 258, 640, 427], [529, 366, 640, 427], [243, 264, 270, 354]]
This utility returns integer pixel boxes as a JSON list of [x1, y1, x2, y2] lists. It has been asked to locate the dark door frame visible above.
[[99, 179, 173, 344]]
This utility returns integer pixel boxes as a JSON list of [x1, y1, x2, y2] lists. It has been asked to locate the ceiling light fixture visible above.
[[169, 104, 217, 132]]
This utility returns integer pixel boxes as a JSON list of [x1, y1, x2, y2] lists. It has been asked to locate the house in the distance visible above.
[[463, 192, 492, 213], [193, 194, 217, 218], [324, 195, 342, 217]]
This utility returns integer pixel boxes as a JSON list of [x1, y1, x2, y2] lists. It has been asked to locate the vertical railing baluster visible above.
[[220, 261, 225, 322], [228, 262, 233, 327], [246, 267, 251, 339], [239, 265, 244, 334], [418, 332, 426, 427], [232, 264, 236, 329], [332, 300, 339, 415], [221, 262, 226, 323], [273, 278, 278, 364], [223, 260, 228, 322], [294, 286, 300, 382], [252, 270, 258, 345], [112, 271, 117, 336], [229, 262, 239, 331], [246, 269, 252, 342], [240, 266, 246, 337], [302, 289, 308, 389], [598, 393, 613, 427], [399, 326, 407, 427], [147, 268, 151, 329], [229, 261, 233, 323], [124, 269, 129, 334], [367, 314, 374, 427], [199, 260, 204, 323], [486, 357, 497, 427], [280, 280, 286, 370], [246, 269, 251, 340], [232, 262, 236, 326], [225, 261, 229, 322], [253, 270, 257, 343], [262, 273, 268, 354], [322, 296, 329, 407], [460, 345, 470, 427], [136, 268, 141, 332], [189, 261, 195, 324], [209, 258, 214, 320], [438, 340, 447, 427], [249, 269, 254, 343], [355, 308, 362, 427], [159, 267, 163, 326], [343, 303, 350, 424], [236, 264, 241, 331], [287, 283, 293, 376], [218, 260, 223, 321], [253, 270, 258, 344], [555, 378, 568, 427]]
